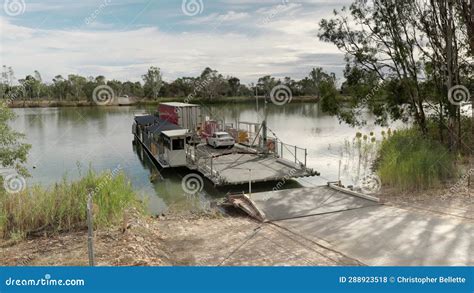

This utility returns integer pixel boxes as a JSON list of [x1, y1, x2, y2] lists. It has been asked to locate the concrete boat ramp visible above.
[[227, 185, 474, 266], [228, 185, 380, 222]]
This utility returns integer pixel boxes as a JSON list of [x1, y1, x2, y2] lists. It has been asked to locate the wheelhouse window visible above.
[[163, 136, 171, 150], [172, 138, 184, 150]]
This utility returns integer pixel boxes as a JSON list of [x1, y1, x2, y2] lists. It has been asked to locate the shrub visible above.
[[377, 129, 456, 191]]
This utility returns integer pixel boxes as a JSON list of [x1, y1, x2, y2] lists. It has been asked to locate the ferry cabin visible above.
[[157, 129, 188, 167], [133, 115, 189, 168]]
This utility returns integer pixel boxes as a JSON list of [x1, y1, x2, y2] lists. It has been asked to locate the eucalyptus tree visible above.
[[52, 75, 67, 101], [319, 0, 428, 132], [142, 66, 163, 100], [197, 67, 228, 100], [415, 0, 473, 151], [257, 75, 278, 98], [19, 75, 42, 100], [458, 0, 474, 55], [67, 74, 87, 101], [227, 77, 241, 97]]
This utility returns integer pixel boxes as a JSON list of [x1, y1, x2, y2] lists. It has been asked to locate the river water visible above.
[[11, 102, 401, 214]]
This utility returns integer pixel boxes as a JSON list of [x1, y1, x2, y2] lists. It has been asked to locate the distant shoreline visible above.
[[7, 96, 321, 108]]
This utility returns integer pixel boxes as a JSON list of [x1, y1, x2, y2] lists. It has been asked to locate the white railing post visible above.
[[87, 193, 95, 266], [248, 169, 252, 197]]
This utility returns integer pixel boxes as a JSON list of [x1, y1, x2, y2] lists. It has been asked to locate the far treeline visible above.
[[0, 66, 337, 102]]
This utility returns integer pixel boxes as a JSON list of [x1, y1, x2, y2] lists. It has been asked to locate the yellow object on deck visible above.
[[238, 131, 249, 143]]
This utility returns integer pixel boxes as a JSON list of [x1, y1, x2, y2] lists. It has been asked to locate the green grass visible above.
[[426, 115, 473, 157], [376, 129, 456, 191], [0, 169, 143, 240]]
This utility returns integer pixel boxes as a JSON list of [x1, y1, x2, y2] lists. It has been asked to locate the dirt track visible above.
[[0, 211, 359, 267]]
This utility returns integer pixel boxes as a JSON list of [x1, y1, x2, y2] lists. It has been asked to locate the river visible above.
[[11, 102, 401, 214]]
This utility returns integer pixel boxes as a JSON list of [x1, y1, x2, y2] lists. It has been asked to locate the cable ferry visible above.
[[133, 102, 318, 186]]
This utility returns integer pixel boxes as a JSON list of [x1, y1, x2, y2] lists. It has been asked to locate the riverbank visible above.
[[0, 209, 359, 266], [7, 96, 321, 108], [1, 183, 472, 266]]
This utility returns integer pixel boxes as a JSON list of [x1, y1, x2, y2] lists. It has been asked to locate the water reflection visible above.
[[132, 141, 302, 214], [11, 103, 401, 214]]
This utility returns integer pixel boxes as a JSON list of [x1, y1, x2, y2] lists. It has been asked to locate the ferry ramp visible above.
[[237, 186, 379, 222], [227, 185, 474, 266]]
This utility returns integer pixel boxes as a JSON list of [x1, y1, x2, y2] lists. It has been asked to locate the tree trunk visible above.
[[471, 89, 474, 190], [460, 0, 474, 55], [445, 0, 458, 152]]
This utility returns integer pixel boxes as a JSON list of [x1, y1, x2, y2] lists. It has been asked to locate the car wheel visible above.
[[213, 142, 217, 148]]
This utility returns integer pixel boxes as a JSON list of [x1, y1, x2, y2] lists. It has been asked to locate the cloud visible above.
[[185, 11, 250, 25], [0, 1, 347, 84]]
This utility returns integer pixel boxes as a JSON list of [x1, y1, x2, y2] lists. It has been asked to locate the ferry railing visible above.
[[273, 141, 308, 168], [186, 146, 224, 184]]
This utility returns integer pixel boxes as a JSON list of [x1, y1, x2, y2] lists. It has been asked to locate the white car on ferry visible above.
[[207, 132, 235, 148]]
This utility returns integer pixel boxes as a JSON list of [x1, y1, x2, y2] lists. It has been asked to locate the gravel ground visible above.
[[0, 210, 359, 266], [378, 185, 473, 220]]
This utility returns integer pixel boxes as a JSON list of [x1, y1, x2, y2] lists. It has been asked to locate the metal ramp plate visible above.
[[236, 186, 380, 222]]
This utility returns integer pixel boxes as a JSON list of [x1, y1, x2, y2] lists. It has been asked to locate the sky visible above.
[[0, 0, 352, 85]]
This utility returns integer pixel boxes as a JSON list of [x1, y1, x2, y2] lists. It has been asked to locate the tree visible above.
[[1, 66, 15, 100], [52, 75, 67, 101], [308, 68, 336, 99], [0, 103, 31, 179], [142, 66, 163, 100], [458, 0, 474, 55], [95, 75, 106, 85], [122, 81, 144, 97], [319, 0, 429, 133], [67, 74, 87, 101], [167, 77, 195, 97], [18, 75, 42, 100], [257, 75, 278, 97], [319, 73, 341, 116], [238, 84, 252, 96], [107, 80, 124, 97], [197, 67, 228, 100], [227, 77, 241, 97], [33, 70, 43, 99], [415, 0, 472, 151]]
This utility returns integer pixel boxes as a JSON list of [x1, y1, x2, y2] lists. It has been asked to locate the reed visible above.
[[377, 129, 456, 191], [0, 169, 143, 240]]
